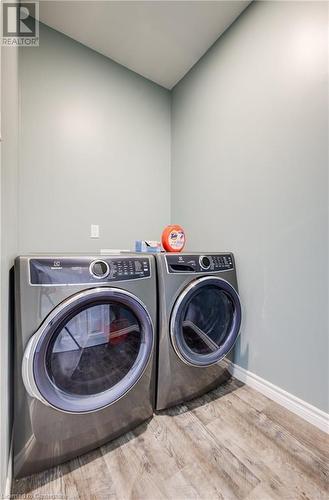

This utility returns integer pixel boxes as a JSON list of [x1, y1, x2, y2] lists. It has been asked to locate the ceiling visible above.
[[39, 1, 251, 89]]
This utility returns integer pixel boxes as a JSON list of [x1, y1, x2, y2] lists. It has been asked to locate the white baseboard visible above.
[[3, 439, 13, 500], [228, 362, 329, 434]]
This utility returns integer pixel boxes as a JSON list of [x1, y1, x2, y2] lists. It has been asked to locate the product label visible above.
[[169, 230, 185, 250]]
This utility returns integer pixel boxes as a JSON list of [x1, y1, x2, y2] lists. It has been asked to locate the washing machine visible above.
[[14, 254, 156, 477], [155, 252, 242, 410]]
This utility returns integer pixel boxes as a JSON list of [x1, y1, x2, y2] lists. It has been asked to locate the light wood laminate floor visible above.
[[12, 378, 329, 500]]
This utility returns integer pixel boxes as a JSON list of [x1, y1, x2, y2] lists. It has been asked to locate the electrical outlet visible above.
[[90, 224, 99, 238]]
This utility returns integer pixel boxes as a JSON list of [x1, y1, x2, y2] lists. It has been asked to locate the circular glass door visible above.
[[170, 277, 241, 367], [27, 288, 154, 413]]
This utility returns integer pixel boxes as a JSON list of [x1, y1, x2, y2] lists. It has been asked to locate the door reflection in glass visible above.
[[47, 303, 142, 396], [182, 286, 234, 355]]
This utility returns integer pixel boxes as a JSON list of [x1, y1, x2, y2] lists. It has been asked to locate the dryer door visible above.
[[23, 288, 154, 413], [170, 277, 241, 367]]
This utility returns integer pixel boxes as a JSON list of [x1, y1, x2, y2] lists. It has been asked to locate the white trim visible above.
[[4, 438, 13, 499], [228, 362, 329, 434]]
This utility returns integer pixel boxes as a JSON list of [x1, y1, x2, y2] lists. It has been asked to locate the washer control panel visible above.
[[166, 254, 234, 273], [30, 257, 151, 285]]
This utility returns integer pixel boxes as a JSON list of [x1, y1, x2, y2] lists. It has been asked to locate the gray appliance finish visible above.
[[14, 254, 157, 478], [155, 252, 241, 410]]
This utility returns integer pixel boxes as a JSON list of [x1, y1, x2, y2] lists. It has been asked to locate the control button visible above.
[[199, 255, 211, 270], [135, 261, 143, 272], [90, 260, 110, 279]]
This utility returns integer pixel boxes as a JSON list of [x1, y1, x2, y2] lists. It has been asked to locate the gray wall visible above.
[[7, 4, 329, 467], [0, 46, 19, 495], [172, 1, 328, 411], [19, 23, 171, 253]]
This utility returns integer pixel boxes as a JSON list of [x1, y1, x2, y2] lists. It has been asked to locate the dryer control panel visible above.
[[30, 257, 151, 285], [166, 254, 234, 273]]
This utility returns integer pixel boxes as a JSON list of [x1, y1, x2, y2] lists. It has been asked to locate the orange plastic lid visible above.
[[161, 225, 186, 252]]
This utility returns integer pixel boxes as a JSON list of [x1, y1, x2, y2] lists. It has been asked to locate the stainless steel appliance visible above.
[[14, 254, 156, 477], [155, 252, 241, 410]]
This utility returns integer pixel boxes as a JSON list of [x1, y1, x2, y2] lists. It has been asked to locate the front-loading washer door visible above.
[[23, 288, 154, 413], [170, 277, 241, 367]]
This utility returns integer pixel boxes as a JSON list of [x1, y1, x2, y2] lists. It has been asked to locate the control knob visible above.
[[90, 260, 110, 279], [199, 255, 211, 270]]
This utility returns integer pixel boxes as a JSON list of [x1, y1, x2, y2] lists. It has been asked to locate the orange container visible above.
[[161, 225, 186, 252]]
